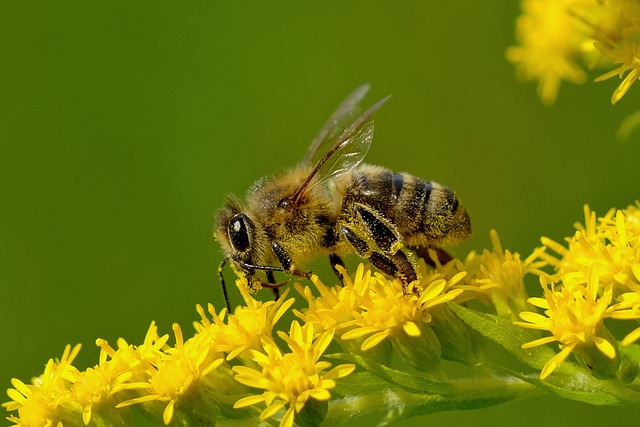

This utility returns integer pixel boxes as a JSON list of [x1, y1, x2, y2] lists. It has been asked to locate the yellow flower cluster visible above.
[[517, 202, 640, 379], [295, 234, 547, 368], [296, 263, 467, 369], [5, 202, 640, 425], [453, 230, 547, 319], [3, 286, 352, 427], [508, 0, 640, 104]]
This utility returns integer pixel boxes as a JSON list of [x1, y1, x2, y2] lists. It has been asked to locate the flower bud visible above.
[[429, 304, 478, 365], [296, 398, 329, 427], [573, 326, 620, 380], [617, 353, 639, 384], [337, 335, 393, 366], [391, 322, 442, 372]]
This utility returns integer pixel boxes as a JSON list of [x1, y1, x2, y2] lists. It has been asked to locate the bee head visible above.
[[214, 198, 256, 263]]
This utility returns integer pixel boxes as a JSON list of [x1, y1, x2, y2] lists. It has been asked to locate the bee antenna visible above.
[[218, 258, 232, 314]]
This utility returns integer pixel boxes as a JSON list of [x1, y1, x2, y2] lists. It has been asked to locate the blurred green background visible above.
[[1, 2, 638, 426]]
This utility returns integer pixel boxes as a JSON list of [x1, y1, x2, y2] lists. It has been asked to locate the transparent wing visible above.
[[303, 84, 371, 165], [292, 94, 390, 204]]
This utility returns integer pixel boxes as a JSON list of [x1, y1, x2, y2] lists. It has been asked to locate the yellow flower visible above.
[[69, 339, 140, 425], [607, 291, 640, 345], [194, 276, 295, 362], [515, 266, 618, 379], [509, 0, 640, 103], [233, 321, 355, 427], [507, 0, 590, 104], [3, 344, 82, 427], [593, 8, 640, 104], [298, 263, 463, 351], [540, 203, 640, 298], [109, 321, 170, 382], [458, 230, 547, 318], [296, 263, 466, 370], [117, 323, 225, 425]]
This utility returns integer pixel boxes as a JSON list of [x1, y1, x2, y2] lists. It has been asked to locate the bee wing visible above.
[[292, 94, 390, 204], [303, 84, 371, 165]]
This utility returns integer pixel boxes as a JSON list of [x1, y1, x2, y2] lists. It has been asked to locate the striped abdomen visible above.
[[339, 164, 471, 248]]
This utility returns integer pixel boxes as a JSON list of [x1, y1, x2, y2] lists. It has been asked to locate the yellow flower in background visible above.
[[593, 5, 640, 104], [509, 0, 640, 104], [516, 267, 618, 379], [507, 0, 589, 104], [233, 321, 355, 427]]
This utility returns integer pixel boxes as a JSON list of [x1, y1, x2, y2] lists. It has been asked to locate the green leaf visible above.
[[449, 302, 558, 370], [505, 368, 640, 406], [326, 371, 535, 426]]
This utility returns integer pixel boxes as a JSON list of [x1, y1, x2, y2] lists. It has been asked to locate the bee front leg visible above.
[[218, 259, 232, 313], [271, 240, 313, 279], [267, 270, 280, 300]]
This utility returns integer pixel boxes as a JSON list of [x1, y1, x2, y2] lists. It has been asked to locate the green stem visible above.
[[323, 374, 539, 426]]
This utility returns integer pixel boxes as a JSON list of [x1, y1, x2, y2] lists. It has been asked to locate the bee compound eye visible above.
[[228, 213, 252, 252]]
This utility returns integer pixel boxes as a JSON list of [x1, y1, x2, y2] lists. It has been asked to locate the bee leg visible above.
[[340, 225, 418, 294], [413, 246, 453, 267], [354, 203, 402, 254], [267, 270, 280, 301], [340, 226, 371, 257], [369, 251, 418, 294], [244, 269, 264, 293], [271, 240, 313, 279], [329, 253, 345, 282], [218, 259, 232, 313]]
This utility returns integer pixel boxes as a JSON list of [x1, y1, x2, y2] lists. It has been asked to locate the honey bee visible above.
[[215, 85, 471, 310]]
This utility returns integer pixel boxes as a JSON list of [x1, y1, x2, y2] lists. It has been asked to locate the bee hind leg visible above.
[[369, 251, 419, 294], [340, 225, 418, 294]]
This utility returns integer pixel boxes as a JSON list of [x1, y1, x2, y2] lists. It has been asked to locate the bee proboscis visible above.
[[215, 85, 471, 311]]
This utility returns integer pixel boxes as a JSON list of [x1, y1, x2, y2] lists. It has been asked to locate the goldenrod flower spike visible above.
[[6, 201, 640, 425]]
